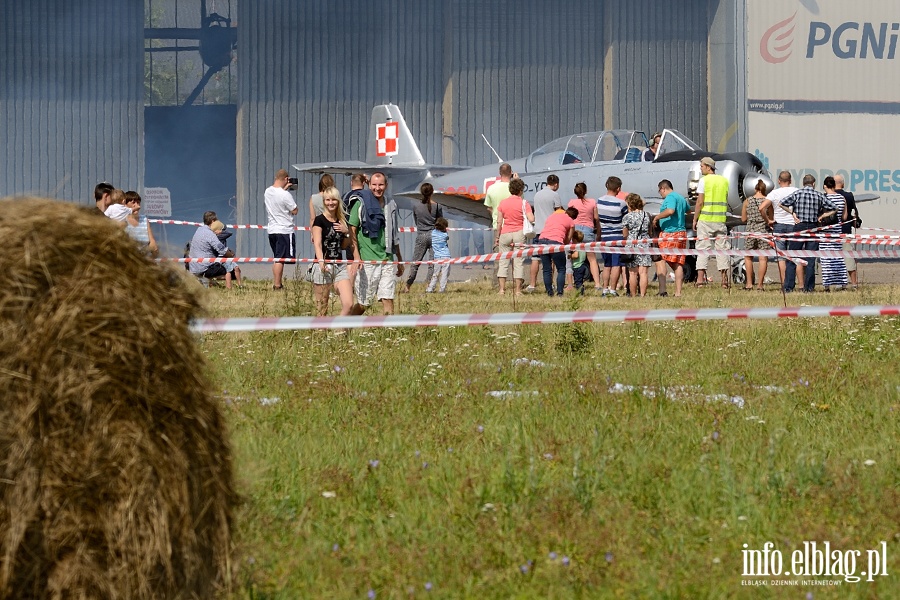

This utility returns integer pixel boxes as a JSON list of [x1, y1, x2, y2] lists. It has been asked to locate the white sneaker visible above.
[[523, 285, 536, 294]]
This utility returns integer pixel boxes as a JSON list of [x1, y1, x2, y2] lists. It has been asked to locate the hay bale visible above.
[[0, 199, 236, 599]]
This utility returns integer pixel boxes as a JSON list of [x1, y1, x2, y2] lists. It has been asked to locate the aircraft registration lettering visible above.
[[376, 122, 399, 157]]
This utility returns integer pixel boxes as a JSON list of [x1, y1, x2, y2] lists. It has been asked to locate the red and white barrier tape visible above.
[[148, 218, 899, 242], [859, 226, 900, 233], [192, 305, 900, 332], [147, 219, 488, 232], [170, 239, 900, 266]]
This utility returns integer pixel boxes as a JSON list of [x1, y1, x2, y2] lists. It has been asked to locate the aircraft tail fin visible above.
[[364, 104, 426, 168]]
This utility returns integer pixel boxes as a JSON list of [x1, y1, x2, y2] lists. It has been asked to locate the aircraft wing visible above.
[[854, 193, 879, 204], [293, 160, 376, 175], [396, 190, 492, 225], [293, 161, 472, 177]]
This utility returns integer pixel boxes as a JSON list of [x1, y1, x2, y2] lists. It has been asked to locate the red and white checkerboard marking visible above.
[[376, 121, 399, 157], [483, 177, 500, 192]]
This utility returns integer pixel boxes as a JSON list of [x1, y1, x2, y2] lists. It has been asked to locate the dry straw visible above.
[[0, 199, 236, 599]]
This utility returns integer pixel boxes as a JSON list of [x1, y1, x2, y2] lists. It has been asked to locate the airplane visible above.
[[292, 104, 473, 217], [415, 129, 779, 228], [294, 104, 785, 228]]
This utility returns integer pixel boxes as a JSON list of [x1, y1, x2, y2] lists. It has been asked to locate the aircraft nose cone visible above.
[[742, 172, 774, 198]]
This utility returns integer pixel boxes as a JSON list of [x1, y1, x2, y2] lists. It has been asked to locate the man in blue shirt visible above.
[[188, 217, 236, 288], [652, 179, 689, 297]]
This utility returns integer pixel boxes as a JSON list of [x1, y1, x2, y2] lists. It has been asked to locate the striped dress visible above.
[[821, 193, 847, 288]]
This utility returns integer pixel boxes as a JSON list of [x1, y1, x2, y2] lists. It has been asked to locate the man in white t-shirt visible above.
[[760, 170, 798, 284], [264, 169, 298, 290]]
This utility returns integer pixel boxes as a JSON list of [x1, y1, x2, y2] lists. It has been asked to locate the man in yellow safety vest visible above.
[[692, 156, 731, 287]]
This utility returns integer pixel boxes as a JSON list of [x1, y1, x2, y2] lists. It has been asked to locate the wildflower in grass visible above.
[[368, 459, 380, 468], [247, 556, 255, 564], [425, 582, 433, 591], [798, 377, 809, 386], [477, 425, 484, 433], [864, 459, 876, 466], [562, 556, 570, 566], [414, 450, 421, 457], [712, 431, 720, 441], [605, 552, 613, 563], [286, 380, 293, 386], [422, 462, 428, 469], [549, 552, 557, 560], [806, 593, 814, 600], [543, 453, 553, 460], [333, 365, 343, 373], [368, 589, 376, 599], [447, 447, 453, 453], [332, 544, 339, 552], [519, 564, 529, 574]]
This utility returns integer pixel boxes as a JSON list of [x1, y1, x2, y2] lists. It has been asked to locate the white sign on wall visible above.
[[748, 0, 900, 230], [143, 187, 171, 218]]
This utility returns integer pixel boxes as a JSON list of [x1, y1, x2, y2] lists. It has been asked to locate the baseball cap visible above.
[[700, 156, 716, 169]]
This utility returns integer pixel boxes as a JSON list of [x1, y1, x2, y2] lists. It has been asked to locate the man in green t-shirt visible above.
[[483, 162, 513, 274], [349, 172, 404, 315], [484, 162, 513, 230]]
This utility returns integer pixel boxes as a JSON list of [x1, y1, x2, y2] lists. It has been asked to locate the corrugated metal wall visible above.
[[607, 0, 709, 145], [236, 0, 607, 259], [236, 0, 714, 259], [0, 0, 144, 204]]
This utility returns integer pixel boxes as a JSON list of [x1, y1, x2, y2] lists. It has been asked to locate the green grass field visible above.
[[198, 279, 900, 599]]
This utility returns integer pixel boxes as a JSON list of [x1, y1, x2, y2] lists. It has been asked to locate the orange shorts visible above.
[[658, 231, 687, 265]]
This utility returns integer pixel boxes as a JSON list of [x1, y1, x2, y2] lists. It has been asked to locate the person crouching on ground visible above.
[[311, 186, 355, 316], [209, 220, 243, 288]]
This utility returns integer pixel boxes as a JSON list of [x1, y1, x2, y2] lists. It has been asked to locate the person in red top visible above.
[[494, 178, 534, 295], [539, 206, 578, 296], [567, 182, 601, 291]]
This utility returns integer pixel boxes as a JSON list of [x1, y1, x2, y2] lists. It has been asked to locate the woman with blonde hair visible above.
[[308, 173, 336, 233], [311, 186, 355, 315], [621, 193, 652, 297]]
